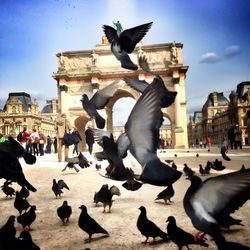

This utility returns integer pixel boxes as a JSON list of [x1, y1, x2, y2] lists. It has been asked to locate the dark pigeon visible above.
[[212, 159, 226, 171], [81, 81, 123, 129], [52, 179, 69, 198], [93, 184, 121, 213], [57, 200, 72, 224], [103, 22, 153, 70], [199, 164, 206, 176], [221, 146, 231, 161], [171, 162, 178, 170], [183, 170, 250, 249], [124, 83, 182, 186], [17, 205, 36, 230], [95, 164, 101, 171], [204, 161, 211, 175], [1, 180, 15, 198], [137, 206, 168, 243], [166, 216, 208, 249], [155, 184, 175, 204], [14, 191, 31, 214], [196, 153, 199, 158], [19, 186, 30, 200], [78, 205, 109, 242], [18, 231, 40, 250]]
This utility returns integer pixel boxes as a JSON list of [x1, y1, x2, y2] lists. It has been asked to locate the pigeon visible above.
[[57, 201, 72, 224], [125, 56, 177, 108], [171, 162, 178, 170], [19, 186, 30, 200], [199, 164, 206, 176], [204, 161, 211, 175], [183, 164, 195, 179], [14, 191, 31, 214], [18, 231, 40, 250], [94, 184, 121, 212], [218, 214, 244, 230], [95, 164, 101, 170], [103, 22, 153, 70], [63, 152, 90, 172], [17, 205, 36, 230], [183, 170, 250, 249], [174, 154, 178, 158], [155, 184, 175, 204], [221, 146, 231, 161], [212, 159, 226, 171], [165, 159, 173, 164], [124, 83, 182, 186], [78, 205, 109, 242], [137, 206, 168, 243], [166, 216, 208, 249], [81, 80, 123, 129], [0, 138, 36, 192], [1, 180, 15, 198], [196, 153, 199, 158], [52, 179, 69, 198], [122, 168, 143, 191]]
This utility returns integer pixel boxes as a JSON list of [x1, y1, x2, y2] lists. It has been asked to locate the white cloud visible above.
[[199, 52, 220, 63], [224, 45, 241, 57]]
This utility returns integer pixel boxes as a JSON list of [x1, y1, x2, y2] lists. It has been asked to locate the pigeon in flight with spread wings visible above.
[[81, 80, 123, 129], [124, 56, 177, 108], [103, 22, 153, 70], [183, 169, 250, 249], [125, 82, 182, 186]]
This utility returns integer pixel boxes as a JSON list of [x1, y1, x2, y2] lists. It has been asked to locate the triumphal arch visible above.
[[53, 41, 189, 149]]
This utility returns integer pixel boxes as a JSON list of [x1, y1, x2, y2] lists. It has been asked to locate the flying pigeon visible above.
[[103, 22, 153, 70], [52, 179, 69, 198]]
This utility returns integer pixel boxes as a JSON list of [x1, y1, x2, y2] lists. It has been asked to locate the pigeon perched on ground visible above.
[[14, 191, 31, 214], [57, 201, 72, 224], [18, 231, 40, 250], [103, 22, 153, 70], [199, 164, 206, 176], [52, 179, 69, 198], [212, 159, 226, 171], [174, 154, 178, 157], [78, 205, 109, 242], [94, 184, 121, 212], [171, 161, 178, 170], [196, 153, 199, 158], [124, 83, 182, 186], [183, 164, 195, 179], [0, 137, 36, 192], [183, 170, 250, 249], [137, 206, 168, 243], [95, 164, 101, 170], [81, 80, 123, 129], [204, 161, 211, 175], [1, 180, 15, 198], [0, 215, 16, 246], [19, 186, 30, 200], [166, 216, 208, 249], [17, 205, 36, 230], [155, 184, 175, 204], [220, 146, 231, 161]]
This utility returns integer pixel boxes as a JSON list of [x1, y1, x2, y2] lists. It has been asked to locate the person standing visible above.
[[56, 113, 72, 162], [53, 137, 58, 153], [85, 127, 94, 155], [234, 124, 242, 149], [227, 125, 235, 149], [38, 131, 46, 156], [72, 128, 82, 155], [46, 135, 52, 154], [30, 128, 39, 156]]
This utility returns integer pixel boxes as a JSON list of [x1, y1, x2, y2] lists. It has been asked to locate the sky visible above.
[[0, 0, 250, 125]]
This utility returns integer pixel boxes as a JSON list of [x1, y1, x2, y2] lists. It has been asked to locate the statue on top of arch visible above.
[[113, 20, 123, 36]]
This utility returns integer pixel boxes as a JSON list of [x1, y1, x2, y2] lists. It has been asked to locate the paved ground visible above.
[[0, 146, 249, 249]]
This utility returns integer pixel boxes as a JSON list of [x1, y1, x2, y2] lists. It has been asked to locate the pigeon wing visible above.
[[90, 81, 122, 109], [58, 179, 70, 190], [102, 25, 119, 43], [124, 77, 149, 93], [117, 132, 130, 158], [191, 169, 250, 221], [120, 22, 153, 53], [125, 85, 162, 166]]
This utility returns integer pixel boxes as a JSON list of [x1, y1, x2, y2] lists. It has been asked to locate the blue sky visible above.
[[0, 0, 250, 125]]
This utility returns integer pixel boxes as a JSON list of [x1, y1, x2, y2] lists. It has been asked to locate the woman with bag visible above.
[[56, 113, 72, 162], [30, 128, 39, 156]]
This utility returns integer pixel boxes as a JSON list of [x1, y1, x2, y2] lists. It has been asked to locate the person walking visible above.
[[72, 128, 82, 155], [56, 113, 72, 162], [53, 137, 58, 153], [227, 125, 235, 149], [38, 131, 46, 156], [234, 124, 242, 149]]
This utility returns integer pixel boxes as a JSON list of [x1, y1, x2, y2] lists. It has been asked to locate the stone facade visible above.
[[53, 42, 189, 150], [0, 92, 58, 138], [188, 82, 250, 146]]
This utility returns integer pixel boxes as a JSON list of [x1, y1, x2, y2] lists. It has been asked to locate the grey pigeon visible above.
[[183, 170, 250, 249], [78, 205, 109, 242], [103, 22, 153, 70], [137, 206, 168, 243]]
